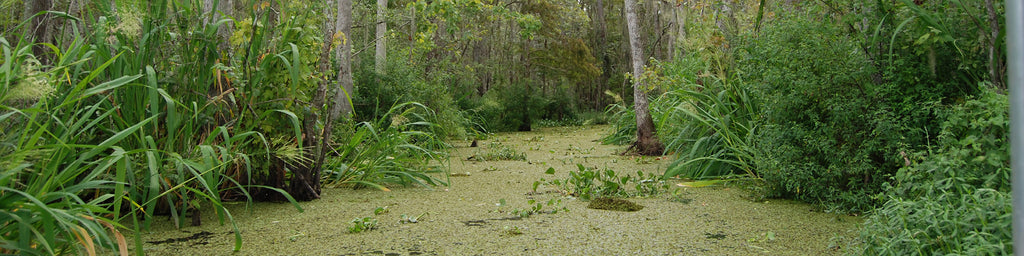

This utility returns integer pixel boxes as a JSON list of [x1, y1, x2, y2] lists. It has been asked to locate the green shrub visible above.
[[741, 1, 996, 212], [470, 80, 544, 132], [741, 10, 909, 212], [859, 189, 1011, 255], [858, 89, 1010, 255]]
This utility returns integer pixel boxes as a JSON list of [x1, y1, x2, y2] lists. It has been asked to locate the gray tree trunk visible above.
[[332, 0, 355, 119], [674, 1, 688, 56], [625, 0, 663, 156], [24, 0, 54, 64], [375, 0, 387, 74], [594, 0, 609, 109], [203, 0, 233, 53], [203, 0, 215, 24], [987, 0, 1005, 91]]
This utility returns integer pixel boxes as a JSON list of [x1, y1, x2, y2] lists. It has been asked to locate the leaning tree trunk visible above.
[[625, 0, 664, 156], [331, 0, 355, 119]]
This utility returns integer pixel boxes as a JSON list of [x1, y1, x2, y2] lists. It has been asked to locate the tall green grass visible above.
[[0, 0, 460, 254], [85, 1, 305, 253], [659, 76, 758, 179], [601, 56, 758, 180], [0, 1, 312, 254], [324, 102, 449, 190], [1, 32, 135, 255]]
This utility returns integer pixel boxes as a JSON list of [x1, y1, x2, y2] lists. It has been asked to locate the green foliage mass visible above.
[[736, 1, 998, 212], [547, 164, 666, 201], [740, 11, 892, 212], [603, 1, 1009, 252], [323, 102, 449, 191], [858, 90, 1010, 254]]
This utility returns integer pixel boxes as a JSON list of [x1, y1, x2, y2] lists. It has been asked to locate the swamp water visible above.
[[133, 126, 860, 255]]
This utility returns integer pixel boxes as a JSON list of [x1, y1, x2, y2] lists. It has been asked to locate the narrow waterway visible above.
[[134, 125, 860, 255]]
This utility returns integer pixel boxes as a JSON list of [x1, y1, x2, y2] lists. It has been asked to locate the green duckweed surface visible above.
[[133, 126, 861, 255]]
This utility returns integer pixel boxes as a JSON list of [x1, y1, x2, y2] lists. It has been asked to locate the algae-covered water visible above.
[[133, 126, 861, 255]]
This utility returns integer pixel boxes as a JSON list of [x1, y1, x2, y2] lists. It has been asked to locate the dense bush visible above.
[[739, 11, 899, 211], [353, 48, 472, 139], [469, 80, 581, 132], [858, 89, 1010, 254]]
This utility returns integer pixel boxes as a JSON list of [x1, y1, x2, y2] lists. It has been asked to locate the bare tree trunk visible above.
[[267, 0, 279, 29], [986, 0, 1005, 91], [663, 0, 671, 59], [203, 0, 214, 23], [375, 0, 387, 74], [219, 0, 233, 52], [332, 0, 355, 119], [673, 1, 688, 56], [594, 0, 609, 109], [651, 0, 665, 60], [25, 0, 54, 64], [203, 0, 234, 54], [408, 6, 415, 61], [625, 0, 663, 156], [518, 37, 533, 132], [53, 0, 86, 47]]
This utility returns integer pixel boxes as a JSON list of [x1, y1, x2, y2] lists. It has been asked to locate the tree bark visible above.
[[332, 0, 355, 119], [25, 0, 54, 64], [625, 0, 663, 156], [286, 0, 347, 202], [986, 0, 1005, 91], [203, 0, 234, 54], [673, 1, 688, 56], [375, 0, 387, 74], [594, 0, 610, 109]]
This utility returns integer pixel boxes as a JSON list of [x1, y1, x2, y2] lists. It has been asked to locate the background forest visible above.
[[0, 0, 1011, 255]]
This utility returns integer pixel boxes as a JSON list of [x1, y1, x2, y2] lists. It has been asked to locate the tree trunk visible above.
[[594, 0, 610, 109], [203, 0, 214, 23], [286, 0, 347, 202], [651, 0, 665, 60], [986, 0, 1005, 91], [267, 0, 279, 29], [203, 0, 234, 54], [673, 1, 688, 56], [625, 0, 663, 156], [519, 40, 533, 132], [332, 0, 355, 119], [408, 6, 415, 61], [375, 0, 387, 74], [25, 0, 54, 64]]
